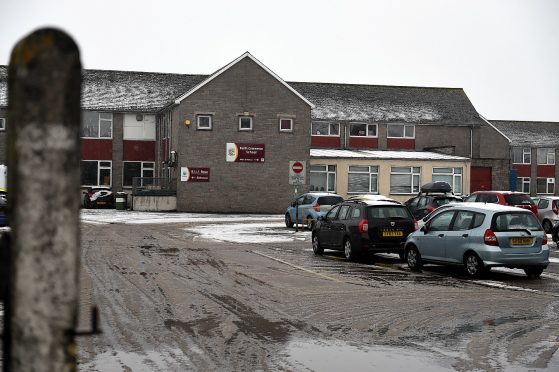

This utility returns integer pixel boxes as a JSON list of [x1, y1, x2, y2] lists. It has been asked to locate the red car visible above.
[[464, 191, 538, 217]]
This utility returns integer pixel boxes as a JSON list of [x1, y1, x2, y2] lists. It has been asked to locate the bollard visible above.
[[4, 28, 82, 372]]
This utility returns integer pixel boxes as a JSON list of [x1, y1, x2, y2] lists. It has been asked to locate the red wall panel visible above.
[[348, 137, 378, 149], [512, 164, 531, 177], [471, 166, 492, 192], [124, 140, 156, 161], [311, 136, 340, 148], [537, 165, 555, 178], [81, 139, 113, 160], [387, 138, 415, 149]]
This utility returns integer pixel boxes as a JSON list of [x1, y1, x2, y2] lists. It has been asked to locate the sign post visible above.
[[289, 161, 306, 232]]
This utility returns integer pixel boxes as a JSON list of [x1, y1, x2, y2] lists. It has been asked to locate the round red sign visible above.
[[292, 162, 303, 174]]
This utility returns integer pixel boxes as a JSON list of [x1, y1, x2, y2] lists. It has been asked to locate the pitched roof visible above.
[[491, 120, 559, 147], [311, 149, 470, 161], [289, 81, 485, 125]]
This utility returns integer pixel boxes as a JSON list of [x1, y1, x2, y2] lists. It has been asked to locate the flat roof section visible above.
[[310, 149, 470, 161]]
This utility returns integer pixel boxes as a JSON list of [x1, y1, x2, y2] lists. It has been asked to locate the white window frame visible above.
[[279, 118, 293, 132], [537, 148, 555, 165], [347, 165, 379, 194], [349, 122, 378, 138], [512, 147, 531, 164], [197, 115, 213, 130], [310, 164, 337, 192], [81, 160, 112, 187], [122, 161, 155, 187], [238, 116, 253, 131], [390, 166, 421, 194], [517, 177, 530, 193], [387, 124, 415, 139], [0, 118, 5, 131], [537, 177, 555, 195], [81, 112, 113, 139], [311, 121, 340, 137], [432, 167, 463, 194]]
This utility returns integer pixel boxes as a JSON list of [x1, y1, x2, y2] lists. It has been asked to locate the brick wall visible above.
[[0, 108, 6, 164]]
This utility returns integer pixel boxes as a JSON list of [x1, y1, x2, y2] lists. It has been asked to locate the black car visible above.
[[311, 200, 417, 261], [83, 186, 115, 209], [404, 181, 462, 219]]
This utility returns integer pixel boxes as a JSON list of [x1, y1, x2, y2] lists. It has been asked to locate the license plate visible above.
[[97, 201, 106, 205], [383, 230, 403, 237], [509, 237, 533, 246]]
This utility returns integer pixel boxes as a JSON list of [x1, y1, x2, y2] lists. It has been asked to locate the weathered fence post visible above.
[[4, 28, 81, 372]]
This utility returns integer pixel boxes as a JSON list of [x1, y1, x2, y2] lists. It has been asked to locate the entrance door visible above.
[[471, 167, 492, 192]]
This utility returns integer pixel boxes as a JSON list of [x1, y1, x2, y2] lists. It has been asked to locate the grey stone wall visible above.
[[174, 57, 311, 213], [112, 112, 124, 191], [0, 108, 6, 164], [415, 125, 473, 156]]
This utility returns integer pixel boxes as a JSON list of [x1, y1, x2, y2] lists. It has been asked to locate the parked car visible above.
[[83, 187, 115, 209], [405, 181, 462, 220], [285, 192, 344, 229], [0, 193, 6, 226], [405, 203, 549, 279], [536, 196, 559, 233], [311, 199, 417, 261], [464, 191, 538, 217]]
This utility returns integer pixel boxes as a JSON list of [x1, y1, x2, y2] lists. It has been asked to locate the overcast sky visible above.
[[1, 0, 558, 122]]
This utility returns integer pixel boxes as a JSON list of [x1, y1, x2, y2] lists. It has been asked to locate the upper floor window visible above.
[[0, 118, 5, 131], [239, 116, 253, 131], [349, 123, 377, 137], [124, 114, 156, 140], [81, 112, 113, 138], [432, 167, 462, 194], [348, 165, 378, 194], [312, 121, 339, 136], [387, 124, 415, 139], [537, 148, 555, 165], [512, 147, 531, 164], [279, 118, 293, 132], [390, 166, 420, 194], [197, 115, 212, 130]]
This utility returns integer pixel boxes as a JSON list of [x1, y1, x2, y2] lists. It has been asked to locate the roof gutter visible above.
[[478, 114, 511, 143]]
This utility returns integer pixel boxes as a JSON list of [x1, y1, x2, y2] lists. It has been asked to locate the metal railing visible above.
[[132, 177, 176, 196]]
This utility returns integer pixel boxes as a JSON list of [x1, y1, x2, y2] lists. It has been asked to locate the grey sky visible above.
[[1, 0, 558, 122]]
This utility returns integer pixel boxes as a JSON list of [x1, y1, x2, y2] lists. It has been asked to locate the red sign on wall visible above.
[[226, 143, 265, 163]]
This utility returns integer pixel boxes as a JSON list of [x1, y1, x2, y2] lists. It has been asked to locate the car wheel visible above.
[[406, 246, 422, 271], [464, 252, 483, 278], [312, 234, 323, 255], [285, 213, 294, 228], [344, 239, 357, 261], [542, 220, 552, 234], [306, 216, 314, 230], [524, 267, 544, 279]]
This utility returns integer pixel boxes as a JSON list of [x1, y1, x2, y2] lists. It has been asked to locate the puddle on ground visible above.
[[285, 340, 453, 371]]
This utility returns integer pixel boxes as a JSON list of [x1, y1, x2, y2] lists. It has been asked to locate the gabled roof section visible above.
[[174, 52, 315, 108], [289, 81, 485, 125], [491, 120, 559, 147]]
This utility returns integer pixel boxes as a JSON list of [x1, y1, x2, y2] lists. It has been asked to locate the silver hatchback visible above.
[[405, 203, 549, 278]]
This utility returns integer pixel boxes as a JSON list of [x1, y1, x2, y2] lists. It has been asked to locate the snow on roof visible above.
[[311, 149, 470, 161], [491, 120, 559, 147]]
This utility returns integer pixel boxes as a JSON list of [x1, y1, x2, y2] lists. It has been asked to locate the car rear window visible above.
[[367, 206, 413, 219], [317, 196, 344, 205], [504, 194, 534, 206], [492, 212, 542, 232], [432, 197, 460, 207]]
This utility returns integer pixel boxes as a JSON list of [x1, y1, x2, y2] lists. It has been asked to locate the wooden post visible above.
[[4, 28, 81, 372]]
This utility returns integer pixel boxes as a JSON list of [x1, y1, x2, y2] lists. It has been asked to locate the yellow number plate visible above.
[[509, 237, 533, 246], [383, 230, 403, 237]]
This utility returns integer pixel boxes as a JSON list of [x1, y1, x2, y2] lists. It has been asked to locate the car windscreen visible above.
[[504, 194, 534, 206], [367, 206, 413, 220], [317, 196, 344, 206], [491, 212, 542, 232]]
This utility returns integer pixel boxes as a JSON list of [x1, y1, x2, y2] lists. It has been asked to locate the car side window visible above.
[[452, 211, 475, 231], [338, 205, 351, 220], [428, 211, 455, 232], [296, 196, 305, 205], [465, 194, 477, 202], [303, 195, 314, 205], [417, 197, 428, 208], [325, 205, 340, 220], [538, 199, 549, 209], [472, 213, 485, 228], [350, 207, 361, 219], [407, 197, 419, 208]]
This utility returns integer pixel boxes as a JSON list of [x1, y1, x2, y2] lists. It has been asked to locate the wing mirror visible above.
[[420, 225, 428, 234]]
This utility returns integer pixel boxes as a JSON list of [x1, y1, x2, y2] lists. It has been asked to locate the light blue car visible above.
[[405, 203, 549, 278], [285, 192, 343, 229]]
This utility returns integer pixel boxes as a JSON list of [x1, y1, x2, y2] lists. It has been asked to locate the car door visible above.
[[443, 210, 480, 264], [317, 205, 341, 248], [419, 210, 456, 261], [298, 194, 315, 223], [289, 195, 305, 222], [330, 204, 351, 248]]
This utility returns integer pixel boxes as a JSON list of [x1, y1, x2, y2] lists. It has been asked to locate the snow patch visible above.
[[186, 222, 310, 244]]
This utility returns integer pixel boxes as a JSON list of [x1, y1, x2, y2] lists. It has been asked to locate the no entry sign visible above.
[[289, 161, 306, 185]]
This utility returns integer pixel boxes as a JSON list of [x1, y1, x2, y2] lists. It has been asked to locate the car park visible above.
[[312, 199, 417, 261], [404, 181, 462, 220], [405, 203, 549, 279], [285, 192, 344, 229], [536, 196, 559, 233], [83, 186, 115, 209], [464, 191, 538, 217]]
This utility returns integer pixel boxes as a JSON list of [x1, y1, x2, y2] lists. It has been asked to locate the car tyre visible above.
[[285, 213, 294, 228], [464, 252, 484, 278], [406, 246, 422, 271], [542, 220, 552, 234], [344, 238, 358, 261], [312, 234, 323, 255], [524, 267, 544, 279]]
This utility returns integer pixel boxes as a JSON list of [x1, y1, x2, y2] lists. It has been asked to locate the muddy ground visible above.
[[75, 219, 559, 371]]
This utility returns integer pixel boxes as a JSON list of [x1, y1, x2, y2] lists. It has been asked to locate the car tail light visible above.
[[358, 219, 368, 233], [413, 218, 419, 230], [543, 234, 548, 245], [313, 204, 321, 212], [553, 201, 558, 215], [484, 229, 499, 246]]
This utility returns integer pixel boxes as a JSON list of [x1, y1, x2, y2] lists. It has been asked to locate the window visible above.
[[452, 211, 475, 231], [80, 161, 112, 186], [123, 162, 155, 187], [537, 148, 555, 165], [311, 121, 339, 136], [239, 116, 252, 131], [349, 123, 377, 137], [310, 165, 336, 192], [279, 118, 293, 132], [517, 177, 530, 193], [512, 147, 531, 164], [428, 211, 455, 231], [124, 114, 156, 140], [537, 178, 555, 194], [432, 167, 462, 194], [0, 118, 5, 131], [387, 124, 415, 139], [81, 112, 113, 138], [390, 166, 420, 194], [347, 165, 378, 194], [197, 115, 212, 130], [339, 205, 351, 220]]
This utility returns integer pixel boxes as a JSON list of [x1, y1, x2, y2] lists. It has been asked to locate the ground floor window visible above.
[[537, 177, 555, 194], [81, 160, 112, 186], [390, 166, 420, 194], [348, 165, 378, 193], [432, 167, 462, 194], [517, 177, 530, 193], [310, 165, 336, 192], [123, 161, 155, 187]]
